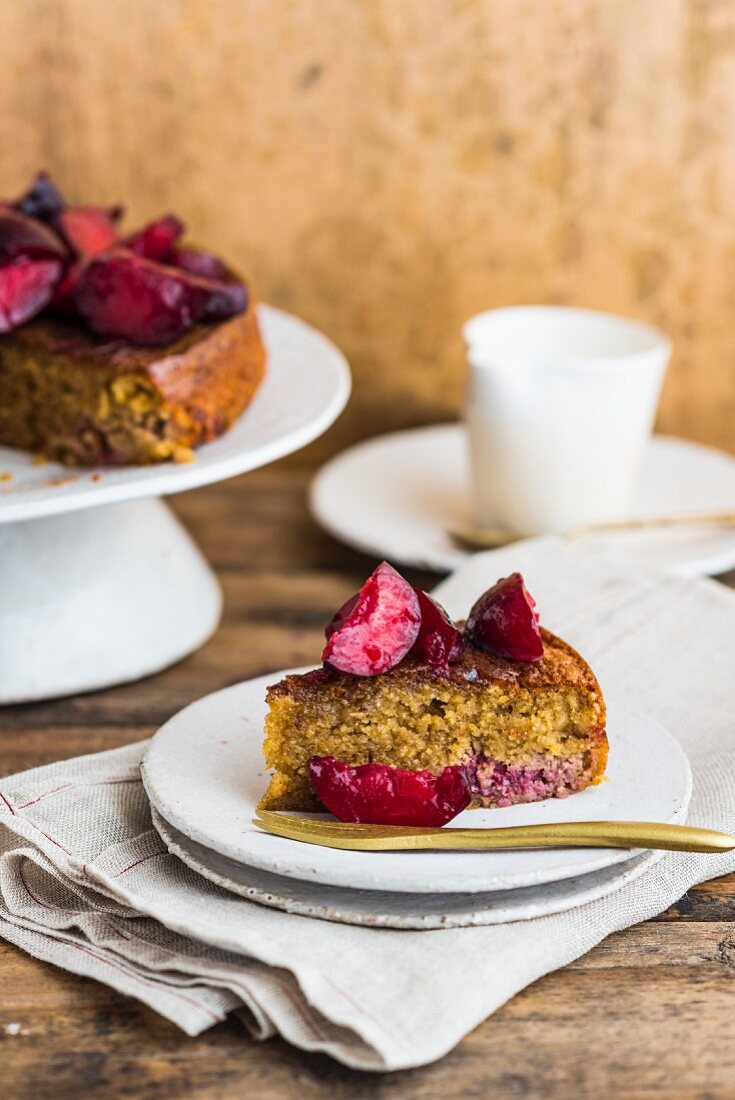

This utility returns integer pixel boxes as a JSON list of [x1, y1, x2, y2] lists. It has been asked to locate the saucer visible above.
[[310, 424, 735, 576]]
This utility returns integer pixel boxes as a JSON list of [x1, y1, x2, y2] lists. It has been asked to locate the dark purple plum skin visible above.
[[465, 573, 544, 662]]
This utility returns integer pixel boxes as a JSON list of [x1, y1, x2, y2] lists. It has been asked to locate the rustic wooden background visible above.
[[3, 0, 735, 457]]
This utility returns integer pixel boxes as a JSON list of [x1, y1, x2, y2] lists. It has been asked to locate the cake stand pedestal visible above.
[[0, 306, 350, 704], [0, 499, 221, 703]]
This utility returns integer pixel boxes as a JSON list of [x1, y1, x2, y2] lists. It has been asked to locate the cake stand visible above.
[[0, 306, 351, 704]]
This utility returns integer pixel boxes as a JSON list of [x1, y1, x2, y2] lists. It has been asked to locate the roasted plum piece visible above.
[[55, 207, 118, 257], [411, 589, 465, 670], [322, 562, 421, 676], [0, 172, 248, 342], [309, 755, 471, 826], [465, 573, 544, 662], [14, 171, 66, 221], [172, 247, 228, 281], [75, 250, 247, 345], [125, 215, 184, 262], [0, 256, 63, 333]]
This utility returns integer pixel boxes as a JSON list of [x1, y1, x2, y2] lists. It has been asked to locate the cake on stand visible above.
[[0, 306, 350, 704]]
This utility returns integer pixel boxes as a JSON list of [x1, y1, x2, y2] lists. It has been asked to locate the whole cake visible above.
[[0, 172, 266, 465], [261, 564, 607, 825]]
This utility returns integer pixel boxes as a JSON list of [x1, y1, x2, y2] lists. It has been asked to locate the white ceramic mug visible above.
[[464, 306, 671, 535]]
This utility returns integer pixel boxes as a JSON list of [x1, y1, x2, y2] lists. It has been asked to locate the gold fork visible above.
[[253, 810, 735, 853]]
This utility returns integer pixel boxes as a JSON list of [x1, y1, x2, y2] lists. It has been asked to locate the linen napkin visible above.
[[1, 538, 735, 1072]]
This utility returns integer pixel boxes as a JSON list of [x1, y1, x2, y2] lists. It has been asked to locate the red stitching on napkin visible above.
[[16, 784, 73, 810], [12, 917, 219, 1022], [23, 820, 74, 857], [324, 975, 404, 1049], [65, 940, 222, 1023], [0, 791, 16, 815], [113, 852, 165, 878], [20, 860, 136, 945], [19, 861, 52, 909], [13, 774, 140, 815]]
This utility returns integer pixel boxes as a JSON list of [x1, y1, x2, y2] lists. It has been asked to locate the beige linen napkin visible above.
[[1, 538, 734, 1071]]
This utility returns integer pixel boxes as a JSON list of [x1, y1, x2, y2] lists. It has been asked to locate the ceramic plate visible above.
[[141, 670, 692, 895], [0, 305, 351, 525], [310, 424, 735, 576], [151, 807, 664, 929]]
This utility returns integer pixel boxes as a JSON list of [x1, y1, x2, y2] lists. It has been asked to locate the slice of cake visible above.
[[0, 172, 266, 465], [261, 564, 607, 825]]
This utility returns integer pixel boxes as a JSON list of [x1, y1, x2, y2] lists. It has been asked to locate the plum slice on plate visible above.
[[309, 755, 471, 826]]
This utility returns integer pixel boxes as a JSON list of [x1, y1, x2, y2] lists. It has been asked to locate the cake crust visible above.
[[269, 628, 601, 700]]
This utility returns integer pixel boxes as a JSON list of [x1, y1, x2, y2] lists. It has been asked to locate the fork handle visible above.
[[409, 821, 733, 853]]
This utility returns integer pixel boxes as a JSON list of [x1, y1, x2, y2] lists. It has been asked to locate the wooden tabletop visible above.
[[1, 461, 734, 1099]]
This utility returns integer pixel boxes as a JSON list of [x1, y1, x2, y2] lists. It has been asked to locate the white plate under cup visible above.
[[464, 306, 671, 535]]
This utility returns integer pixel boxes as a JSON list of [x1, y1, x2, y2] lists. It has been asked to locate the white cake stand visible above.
[[0, 306, 350, 704]]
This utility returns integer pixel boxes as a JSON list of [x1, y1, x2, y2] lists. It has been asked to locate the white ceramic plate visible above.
[[141, 669, 692, 895], [310, 424, 735, 577], [0, 305, 351, 525], [151, 807, 664, 929]]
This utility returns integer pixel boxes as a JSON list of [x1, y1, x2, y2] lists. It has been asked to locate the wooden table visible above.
[[1, 462, 734, 1099]]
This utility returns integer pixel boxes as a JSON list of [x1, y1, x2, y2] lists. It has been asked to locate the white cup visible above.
[[464, 306, 671, 535]]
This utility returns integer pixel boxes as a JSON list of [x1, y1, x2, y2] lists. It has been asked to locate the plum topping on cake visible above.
[[308, 756, 471, 826], [173, 247, 228, 281], [466, 572, 544, 662], [14, 170, 66, 221], [322, 562, 421, 676], [0, 210, 67, 262], [0, 256, 63, 333], [411, 589, 465, 670], [0, 171, 247, 342], [125, 214, 184, 261], [321, 568, 543, 677], [200, 278, 248, 320], [0, 210, 67, 327], [55, 207, 119, 257], [324, 594, 360, 640], [75, 252, 217, 345]]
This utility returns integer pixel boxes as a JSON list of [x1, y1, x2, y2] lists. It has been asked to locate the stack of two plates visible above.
[[141, 670, 692, 930]]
